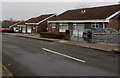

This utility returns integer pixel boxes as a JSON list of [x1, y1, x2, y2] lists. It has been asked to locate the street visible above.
[[2, 35, 119, 76]]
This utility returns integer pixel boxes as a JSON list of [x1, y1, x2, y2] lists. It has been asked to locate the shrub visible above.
[[40, 32, 66, 39]]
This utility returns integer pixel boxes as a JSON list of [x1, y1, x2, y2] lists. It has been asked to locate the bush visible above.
[[40, 32, 66, 39]]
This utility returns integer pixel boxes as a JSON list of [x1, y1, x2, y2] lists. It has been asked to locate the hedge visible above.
[[40, 32, 66, 39]]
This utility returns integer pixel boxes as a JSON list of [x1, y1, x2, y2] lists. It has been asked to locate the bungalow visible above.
[[9, 21, 23, 32], [8, 20, 26, 33], [24, 14, 55, 33], [48, 4, 120, 37], [1, 20, 19, 32], [1, 20, 18, 28]]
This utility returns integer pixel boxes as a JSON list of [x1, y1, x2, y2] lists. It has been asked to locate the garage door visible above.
[[22, 26, 26, 33], [27, 26, 32, 33]]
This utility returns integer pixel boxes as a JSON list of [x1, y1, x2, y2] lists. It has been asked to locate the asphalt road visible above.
[[2, 35, 119, 76]]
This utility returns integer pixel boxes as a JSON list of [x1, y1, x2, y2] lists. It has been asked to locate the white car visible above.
[[14, 29, 19, 33]]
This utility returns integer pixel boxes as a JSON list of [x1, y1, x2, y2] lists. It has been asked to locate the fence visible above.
[[69, 30, 119, 44], [70, 30, 84, 41], [92, 33, 119, 44]]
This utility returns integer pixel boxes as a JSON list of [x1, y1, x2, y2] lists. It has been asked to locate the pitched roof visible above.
[[17, 21, 26, 25], [17, 14, 55, 26], [1, 20, 18, 28], [25, 14, 55, 23], [10, 21, 24, 28], [17, 17, 37, 26], [49, 4, 120, 21]]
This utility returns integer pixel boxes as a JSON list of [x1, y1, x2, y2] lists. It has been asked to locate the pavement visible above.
[[3, 33, 119, 53]]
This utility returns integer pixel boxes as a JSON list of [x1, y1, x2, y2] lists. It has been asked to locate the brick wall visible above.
[[84, 23, 91, 29], [106, 15, 119, 30], [68, 23, 73, 30], [48, 17, 119, 33]]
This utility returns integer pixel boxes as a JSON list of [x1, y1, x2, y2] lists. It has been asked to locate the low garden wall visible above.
[[92, 33, 119, 44]]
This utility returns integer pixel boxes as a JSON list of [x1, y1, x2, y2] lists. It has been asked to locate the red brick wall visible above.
[[68, 23, 73, 30], [106, 15, 119, 30], [47, 23, 52, 32], [48, 23, 59, 32], [48, 17, 119, 33], [84, 23, 90, 29], [55, 23, 59, 32], [37, 21, 47, 33]]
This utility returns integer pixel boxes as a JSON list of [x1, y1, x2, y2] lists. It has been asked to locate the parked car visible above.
[[82, 28, 118, 42], [0, 28, 11, 33], [14, 28, 19, 33]]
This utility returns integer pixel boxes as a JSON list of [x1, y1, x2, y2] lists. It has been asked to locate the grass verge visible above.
[[6, 33, 41, 37], [2, 65, 14, 78]]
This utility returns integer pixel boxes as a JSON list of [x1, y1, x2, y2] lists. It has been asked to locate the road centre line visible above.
[[42, 48, 86, 63]]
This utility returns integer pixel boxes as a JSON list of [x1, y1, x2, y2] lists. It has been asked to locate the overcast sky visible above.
[[1, 1, 119, 21]]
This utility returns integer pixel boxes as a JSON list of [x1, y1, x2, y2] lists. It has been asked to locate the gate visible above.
[[70, 30, 84, 41], [70, 24, 84, 41]]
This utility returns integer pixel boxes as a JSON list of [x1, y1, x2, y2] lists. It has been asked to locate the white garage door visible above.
[[73, 24, 84, 37], [27, 26, 32, 33], [22, 26, 26, 33]]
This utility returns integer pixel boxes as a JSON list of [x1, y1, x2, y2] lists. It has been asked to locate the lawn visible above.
[[28, 33, 41, 37], [7, 33, 41, 37]]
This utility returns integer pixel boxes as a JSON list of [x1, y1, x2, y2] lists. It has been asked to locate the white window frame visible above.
[[73, 23, 84, 30], [52, 24, 56, 29], [91, 23, 99, 28], [59, 23, 68, 32], [73, 23, 76, 30], [33, 26, 36, 29]]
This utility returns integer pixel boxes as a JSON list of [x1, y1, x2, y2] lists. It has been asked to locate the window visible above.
[[59, 24, 68, 32], [73, 24, 84, 30], [91, 23, 99, 28], [33, 26, 36, 29], [52, 24, 56, 28], [104, 29, 110, 33], [73, 24, 84, 37], [81, 10, 86, 13]]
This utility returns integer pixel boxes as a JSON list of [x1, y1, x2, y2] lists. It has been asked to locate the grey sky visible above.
[[1, 2, 119, 21]]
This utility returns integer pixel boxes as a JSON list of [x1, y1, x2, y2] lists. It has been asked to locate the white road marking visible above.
[[42, 48, 86, 63]]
